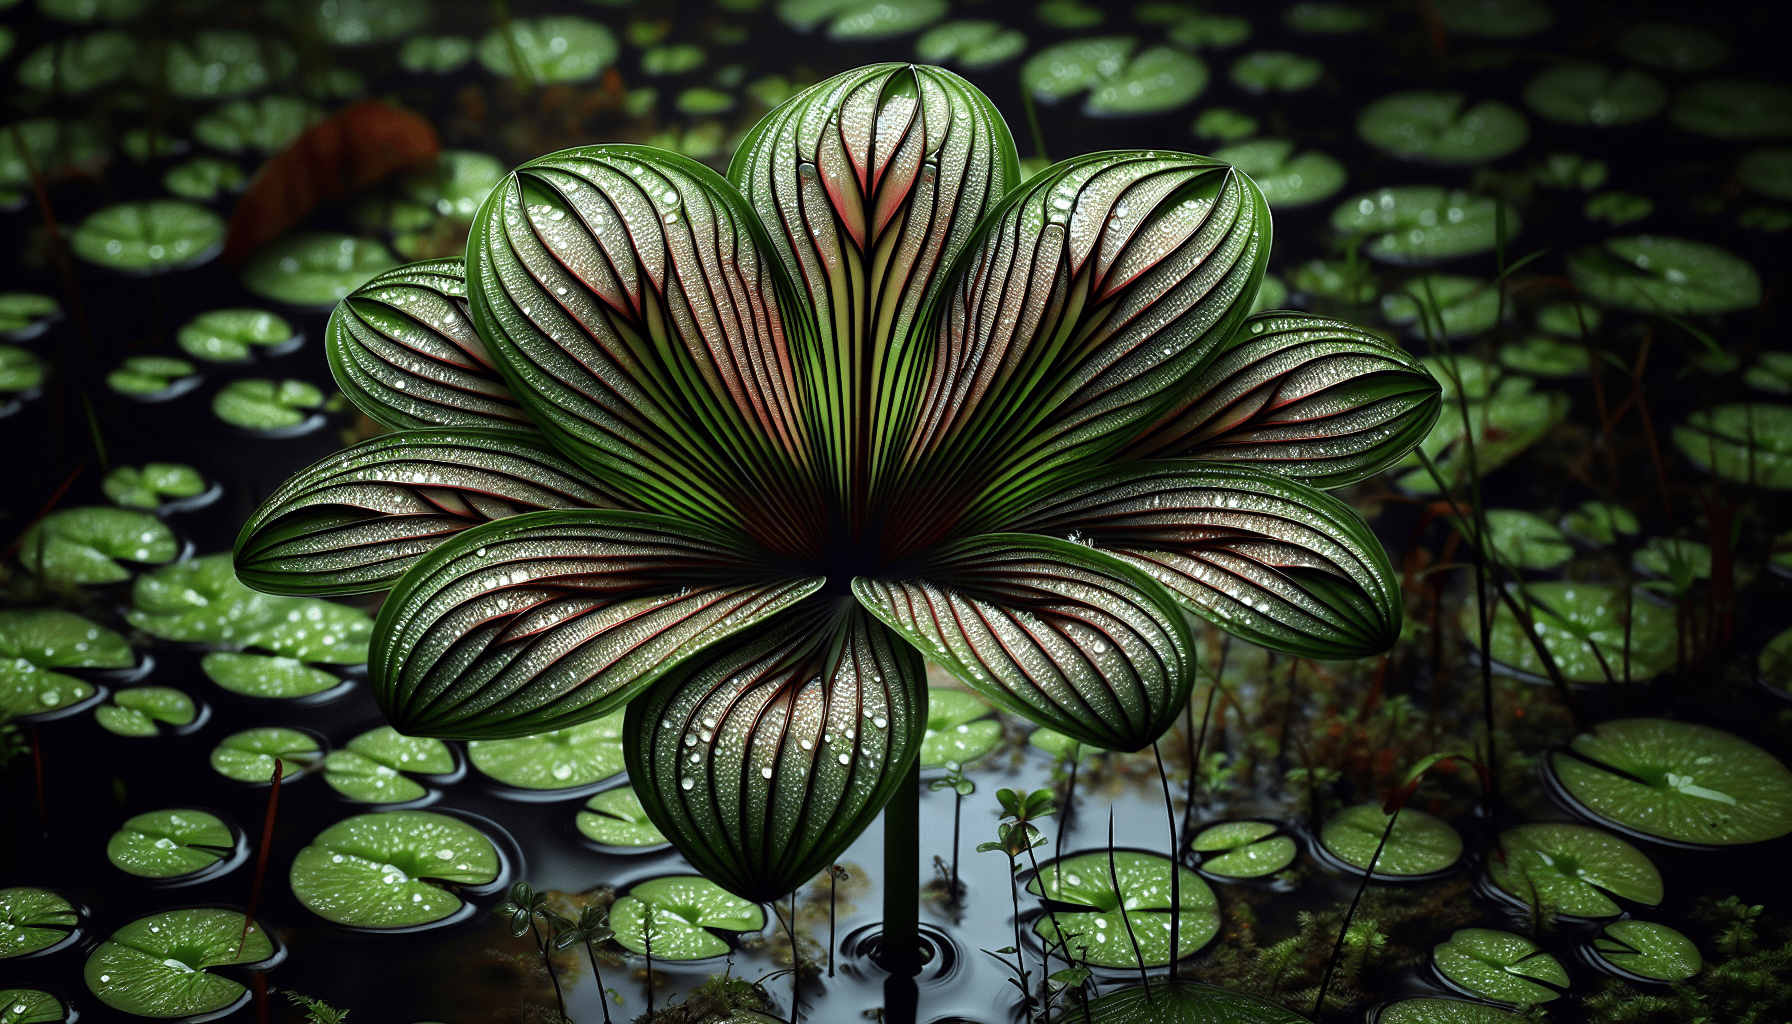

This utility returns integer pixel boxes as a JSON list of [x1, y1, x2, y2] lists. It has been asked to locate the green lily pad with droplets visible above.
[[18, 506, 178, 584], [106, 356, 199, 397], [1524, 63, 1665, 127], [1488, 822, 1662, 918], [468, 710, 625, 790], [84, 908, 273, 1018], [0, 660, 95, 717], [1584, 191, 1653, 226], [1320, 804, 1462, 877], [1549, 718, 1792, 847], [1473, 510, 1574, 571], [920, 688, 1001, 768], [399, 35, 473, 74], [1433, 0, 1550, 38], [1433, 929, 1566, 1005], [16, 31, 137, 93], [194, 96, 324, 155], [1035, 0, 1101, 29], [1162, 14, 1251, 51], [1376, 998, 1528, 1024], [103, 463, 206, 510], [1292, 259, 1376, 303], [1190, 821, 1297, 878], [106, 809, 235, 879], [210, 727, 323, 782], [0, 888, 78, 959], [915, 20, 1026, 69], [70, 201, 224, 274], [1380, 274, 1500, 340], [1229, 51, 1321, 94], [1283, 3, 1372, 34], [157, 31, 295, 99], [1593, 920, 1701, 982], [178, 309, 295, 362], [576, 787, 669, 848], [323, 726, 453, 803], [1333, 187, 1522, 264], [1561, 502, 1638, 547], [128, 554, 374, 662], [1023, 38, 1209, 116], [477, 17, 618, 83], [1357, 91, 1529, 165], [1632, 537, 1712, 587], [201, 652, 341, 699], [0, 293, 58, 341], [1214, 139, 1345, 209], [1499, 336, 1584, 378], [313, 0, 430, 46], [1536, 301, 1601, 337], [96, 686, 196, 736], [1028, 850, 1219, 967], [1393, 362, 1569, 494], [0, 607, 125, 716], [1737, 148, 1792, 201], [1616, 24, 1728, 72], [1192, 107, 1257, 142], [1570, 236, 1759, 315], [1076, 981, 1308, 1022], [242, 232, 396, 308], [405, 151, 505, 220], [1672, 403, 1792, 489], [827, 0, 946, 40], [212, 378, 325, 431], [1671, 81, 1792, 139], [0, 988, 67, 1024], [610, 876, 766, 959], [1473, 582, 1675, 684]]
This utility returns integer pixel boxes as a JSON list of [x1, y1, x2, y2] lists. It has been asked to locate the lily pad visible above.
[[1028, 726, 1102, 762], [210, 726, 323, 782], [1616, 24, 1728, 72], [201, 652, 342, 700], [399, 35, 473, 74], [921, 688, 1001, 768], [1474, 510, 1574, 571], [128, 554, 374, 662], [1499, 336, 1584, 378], [70, 201, 224, 274], [158, 31, 295, 99], [107, 356, 201, 398], [915, 20, 1026, 68], [1747, 352, 1792, 394], [84, 908, 275, 1018], [1433, 0, 1550, 38], [103, 463, 208, 510], [641, 43, 704, 76], [610, 876, 766, 960], [1671, 80, 1792, 139], [1433, 929, 1567, 1005], [1292, 258, 1376, 303], [477, 17, 618, 84], [0, 607, 125, 717], [1381, 274, 1500, 340], [0, 659, 94, 718], [1488, 822, 1662, 918], [828, 0, 946, 40], [313, 0, 429, 46], [0, 989, 67, 1024], [1533, 152, 1609, 191], [676, 88, 733, 115], [1320, 804, 1462, 878], [1737, 148, 1792, 201], [1162, 13, 1252, 50], [1282, 3, 1372, 34], [1375, 997, 1528, 1024], [212, 378, 324, 433], [1035, 0, 1101, 29], [1192, 107, 1258, 142], [1029, 850, 1219, 967], [1561, 501, 1638, 547], [0, 293, 59, 341], [1584, 191, 1653, 226], [576, 787, 669, 848], [1474, 582, 1675, 683], [178, 309, 296, 362], [1536, 300, 1601, 337], [1592, 920, 1701, 982], [1214, 139, 1345, 209], [323, 726, 454, 803], [17, 31, 137, 93], [1022, 38, 1209, 116], [1524, 63, 1665, 127], [0, 888, 78, 959], [1394, 360, 1568, 494], [405, 151, 504, 220], [1632, 537, 1712, 588], [1570, 236, 1758, 315], [242, 233, 396, 308], [0, 345, 44, 394], [1548, 718, 1792, 847], [1357, 91, 1529, 164], [1077, 981, 1308, 1022], [1673, 403, 1792, 489], [1189, 820, 1297, 878], [194, 96, 323, 155], [1333, 187, 1522, 264], [107, 808, 237, 880], [96, 686, 198, 736], [1761, 627, 1792, 697], [18, 506, 178, 584], [1229, 51, 1321, 94], [468, 710, 626, 791]]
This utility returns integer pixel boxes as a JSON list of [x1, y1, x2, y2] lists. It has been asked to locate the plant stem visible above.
[[1152, 743, 1180, 969], [584, 942, 613, 1024], [644, 919, 654, 1017], [1107, 810, 1148, 998], [1021, 88, 1048, 163], [951, 792, 963, 903], [237, 759, 282, 959], [782, 896, 802, 1024], [828, 868, 838, 977], [1314, 806, 1399, 1016], [1005, 850, 1033, 1019], [882, 757, 921, 975], [528, 916, 566, 1022]]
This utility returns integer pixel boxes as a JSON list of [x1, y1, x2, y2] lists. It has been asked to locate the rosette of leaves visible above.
[[235, 64, 1437, 903]]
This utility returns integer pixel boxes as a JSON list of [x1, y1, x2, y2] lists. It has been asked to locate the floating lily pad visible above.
[[96, 686, 198, 736], [313, 0, 429, 46], [0, 293, 59, 341], [128, 554, 374, 661], [1394, 360, 1568, 494], [210, 727, 323, 782], [1250, 274, 1288, 313], [1758, 627, 1791, 696], [1474, 510, 1573, 571], [0, 346, 44, 396], [403, 151, 505, 223], [0, 607, 124, 717], [1192, 107, 1258, 142], [1473, 582, 1675, 684], [17, 31, 136, 93], [0, 888, 78, 959], [1561, 501, 1638, 547], [194, 96, 323, 155], [828, 0, 945, 39], [1488, 822, 1661, 918], [478, 17, 618, 83], [323, 726, 453, 803], [1077, 981, 1308, 1022], [1747, 352, 1792, 394], [1499, 336, 1584, 378], [1163, 14, 1252, 51], [676, 88, 733, 115], [1592, 920, 1701, 982], [1433, 929, 1567, 1005], [1584, 191, 1653, 226], [1536, 300, 1601, 337], [18, 506, 177, 585], [915, 20, 1026, 68], [399, 35, 473, 74], [1320, 804, 1462, 878], [103, 463, 207, 510], [1229, 51, 1320, 94], [641, 43, 704, 76], [1029, 850, 1219, 967], [1736, 148, 1792, 201], [1632, 537, 1712, 588], [107, 808, 237, 880], [1292, 258, 1376, 303], [84, 908, 275, 1018], [1616, 24, 1728, 73], [158, 31, 295, 99], [1525, 63, 1665, 127], [1571, 236, 1759, 315], [1035, 0, 1101, 29], [1023, 38, 1209, 116], [920, 688, 1001, 768], [107, 355, 200, 398], [1433, 0, 1550, 38], [0, 989, 67, 1024], [1357, 91, 1529, 165], [1214, 139, 1344, 209], [468, 710, 625, 792], [201, 652, 342, 700], [1533, 152, 1609, 191], [40, 0, 146, 22], [242, 232, 396, 308], [1673, 403, 1792, 489], [0, 659, 94, 718], [1190, 820, 1297, 878], [1671, 80, 1792, 139], [1028, 726, 1101, 762], [212, 378, 325, 432], [1333, 187, 1522, 264], [70, 201, 223, 274], [576, 787, 669, 848], [610, 876, 765, 960], [1381, 274, 1500, 340], [1376, 997, 1528, 1023], [178, 309, 296, 363], [1549, 718, 1792, 847], [1282, 2, 1372, 34]]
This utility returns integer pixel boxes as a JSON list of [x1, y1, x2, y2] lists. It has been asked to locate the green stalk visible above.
[[882, 758, 921, 976]]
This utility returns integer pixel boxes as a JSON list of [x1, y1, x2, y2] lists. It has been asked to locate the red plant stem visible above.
[[238, 759, 283, 957], [252, 972, 269, 1024]]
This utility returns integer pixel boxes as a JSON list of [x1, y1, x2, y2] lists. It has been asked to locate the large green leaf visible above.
[[466, 144, 823, 555], [235, 428, 632, 595], [727, 64, 1018, 532], [327, 258, 537, 432], [371, 510, 821, 739], [625, 598, 925, 902], [855, 533, 1193, 752], [1118, 311, 1441, 488], [1002, 462, 1402, 660]]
